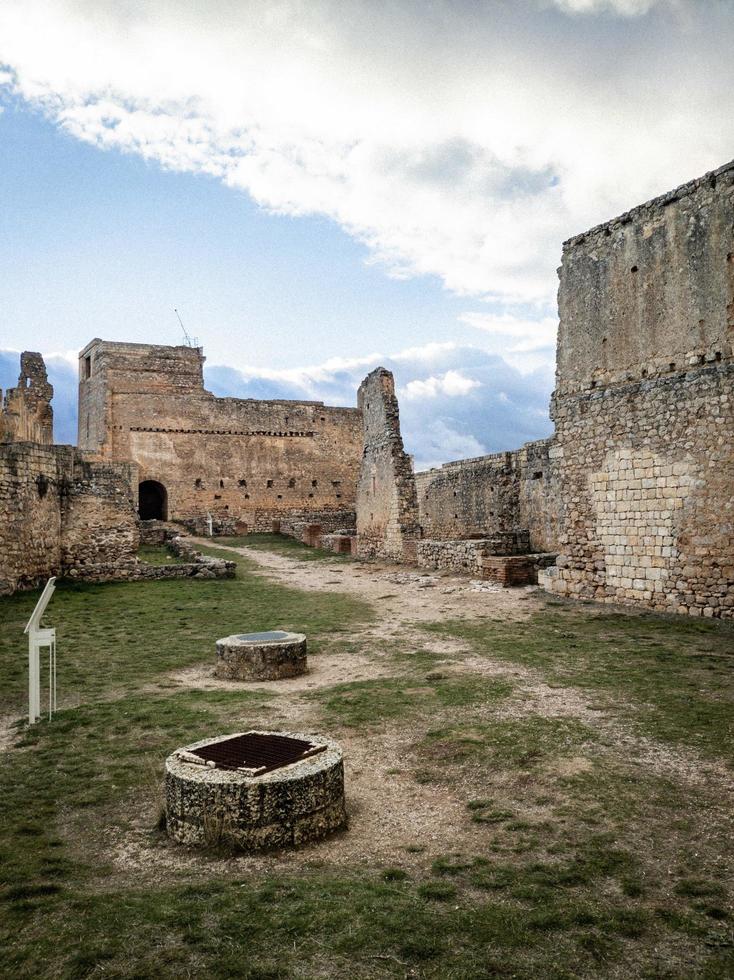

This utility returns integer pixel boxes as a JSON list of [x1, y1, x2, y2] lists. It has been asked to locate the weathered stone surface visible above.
[[0, 440, 139, 595], [545, 160, 734, 618], [0, 352, 53, 446], [165, 731, 347, 851], [215, 631, 307, 681], [415, 439, 558, 553], [355, 367, 421, 562], [77, 340, 362, 532]]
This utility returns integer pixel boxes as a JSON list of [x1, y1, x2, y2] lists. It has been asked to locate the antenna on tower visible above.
[[174, 308, 200, 348]]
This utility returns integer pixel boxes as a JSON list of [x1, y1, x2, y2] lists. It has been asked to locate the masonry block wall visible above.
[[0, 352, 54, 445], [415, 438, 558, 553], [0, 442, 138, 595], [542, 160, 734, 618], [60, 455, 140, 575], [356, 367, 421, 561], [77, 340, 363, 531]]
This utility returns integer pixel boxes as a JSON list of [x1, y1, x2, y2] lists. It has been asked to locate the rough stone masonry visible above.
[[541, 160, 734, 618], [77, 339, 362, 535]]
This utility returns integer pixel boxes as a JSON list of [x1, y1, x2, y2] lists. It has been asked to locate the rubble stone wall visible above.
[[0, 443, 64, 594], [77, 340, 362, 529], [355, 367, 421, 561], [0, 442, 139, 595], [416, 539, 491, 575], [415, 438, 558, 553], [60, 455, 140, 573], [543, 161, 734, 618]]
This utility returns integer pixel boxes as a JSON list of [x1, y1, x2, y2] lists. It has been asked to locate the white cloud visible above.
[[403, 370, 481, 400], [202, 340, 554, 469], [0, 1, 732, 308], [459, 312, 558, 373], [549, 0, 663, 14]]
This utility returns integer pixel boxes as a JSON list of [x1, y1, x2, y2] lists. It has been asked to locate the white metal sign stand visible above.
[[23, 576, 57, 724], [207, 512, 213, 537]]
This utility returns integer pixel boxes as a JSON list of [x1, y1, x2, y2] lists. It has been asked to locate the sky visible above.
[[1, 0, 733, 469]]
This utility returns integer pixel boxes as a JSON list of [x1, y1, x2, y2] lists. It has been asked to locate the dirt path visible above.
[[98, 540, 732, 882], [191, 535, 541, 628], [188, 540, 734, 796]]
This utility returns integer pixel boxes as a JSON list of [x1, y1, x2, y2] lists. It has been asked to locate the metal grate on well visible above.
[[182, 732, 326, 776]]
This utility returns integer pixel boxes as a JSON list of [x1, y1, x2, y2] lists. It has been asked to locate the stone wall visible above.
[[0, 443, 64, 594], [67, 531, 236, 584], [0, 442, 139, 595], [416, 539, 493, 575], [60, 454, 140, 575], [415, 438, 558, 553], [542, 160, 734, 618], [355, 367, 421, 561], [1, 352, 53, 445], [77, 340, 362, 530]]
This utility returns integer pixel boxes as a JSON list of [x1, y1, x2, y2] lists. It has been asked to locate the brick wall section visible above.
[[542, 160, 734, 618], [356, 367, 421, 561], [0, 442, 139, 595], [1, 352, 54, 445], [415, 438, 558, 553], [77, 340, 362, 530]]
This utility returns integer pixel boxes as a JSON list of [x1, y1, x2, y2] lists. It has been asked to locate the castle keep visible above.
[[77, 340, 363, 535], [2, 159, 732, 618]]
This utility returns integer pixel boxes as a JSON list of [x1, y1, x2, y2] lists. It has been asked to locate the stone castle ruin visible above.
[[77, 339, 362, 537], [1, 159, 732, 618]]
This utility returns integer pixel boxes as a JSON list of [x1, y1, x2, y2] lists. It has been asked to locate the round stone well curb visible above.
[[215, 630, 307, 681], [165, 731, 347, 850]]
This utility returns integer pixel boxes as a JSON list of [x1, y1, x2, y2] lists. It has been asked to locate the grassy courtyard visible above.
[[0, 542, 733, 979]]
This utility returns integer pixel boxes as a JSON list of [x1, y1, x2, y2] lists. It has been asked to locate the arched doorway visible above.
[[138, 480, 168, 521]]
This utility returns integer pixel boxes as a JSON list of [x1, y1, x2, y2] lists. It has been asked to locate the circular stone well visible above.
[[165, 731, 346, 850], [215, 630, 306, 681]]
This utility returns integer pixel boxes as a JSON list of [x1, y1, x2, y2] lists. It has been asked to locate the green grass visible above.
[[0, 556, 373, 716], [420, 607, 734, 762], [308, 674, 514, 729], [136, 544, 184, 566], [215, 533, 351, 561], [2, 562, 734, 977]]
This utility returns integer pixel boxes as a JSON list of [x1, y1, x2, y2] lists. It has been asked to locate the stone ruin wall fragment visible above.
[[415, 437, 559, 554], [0, 436, 139, 596], [1, 352, 54, 445], [355, 367, 421, 561], [542, 160, 734, 618], [78, 340, 363, 534]]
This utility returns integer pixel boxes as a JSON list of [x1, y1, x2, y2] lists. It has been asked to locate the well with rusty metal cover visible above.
[[215, 630, 307, 681], [165, 730, 346, 849]]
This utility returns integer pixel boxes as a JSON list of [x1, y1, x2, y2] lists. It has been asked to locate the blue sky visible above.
[[1, 0, 733, 468]]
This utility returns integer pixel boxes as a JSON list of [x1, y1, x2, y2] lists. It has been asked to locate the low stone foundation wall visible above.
[[66, 533, 235, 584], [417, 532, 536, 575], [417, 539, 490, 574]]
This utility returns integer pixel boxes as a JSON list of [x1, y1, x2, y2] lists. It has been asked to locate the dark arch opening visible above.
[[139, 480, 168, 521]]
